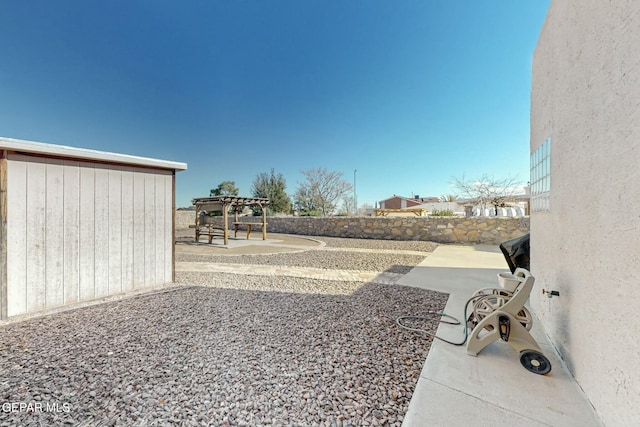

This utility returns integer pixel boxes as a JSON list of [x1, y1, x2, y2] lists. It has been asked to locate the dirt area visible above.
[[175, 229, 323, 255]]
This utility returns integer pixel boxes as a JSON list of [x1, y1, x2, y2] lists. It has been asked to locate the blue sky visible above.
[[0, 1, 550, 208]]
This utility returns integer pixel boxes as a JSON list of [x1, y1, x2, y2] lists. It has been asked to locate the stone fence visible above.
[[176, 210, 197, 229], [175, 211, 529, 244]]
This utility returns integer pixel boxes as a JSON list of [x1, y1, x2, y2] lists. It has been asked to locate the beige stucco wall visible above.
[[530, 1, 640, 425]]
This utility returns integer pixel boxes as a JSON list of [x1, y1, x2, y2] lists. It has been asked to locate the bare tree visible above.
[[450, 173, 523, 215], [341, 195, 355, 215], [358, 202, 373, 216], [293, 186, 318, 215], [295, 167, 353, 216]]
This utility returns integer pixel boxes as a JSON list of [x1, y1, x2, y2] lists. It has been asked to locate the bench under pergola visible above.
[[192, 196, 270, 245]]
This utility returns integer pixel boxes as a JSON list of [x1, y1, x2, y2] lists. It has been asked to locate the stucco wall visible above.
[[531, 1, 640, 425], [175, 211, 529, 244]]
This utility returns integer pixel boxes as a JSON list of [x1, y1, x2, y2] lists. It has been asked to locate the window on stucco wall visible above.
[[530, 138, 551, 212]]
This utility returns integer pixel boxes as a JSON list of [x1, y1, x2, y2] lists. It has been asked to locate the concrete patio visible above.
[[398, 245, 602, 426]]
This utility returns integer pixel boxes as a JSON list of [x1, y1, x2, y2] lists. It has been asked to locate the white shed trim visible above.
[[0, 137, 187, 171]]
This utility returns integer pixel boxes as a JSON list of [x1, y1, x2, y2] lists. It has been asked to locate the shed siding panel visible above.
[[79, 163, 96, 301], [155, 174, 166, 285], [63, 160, 80, 305], [121, 170, 134, 292], [108, 169, 122, 294], [144, 173, 156, 286], [45, 159, 65, 308], [4, 154, 177, 318], [93, 166, 110, 298], [26, 159, 47, 312], [165, 175, 173, 282], [132, 171, 146, 288], [6, 156, 28, 316]]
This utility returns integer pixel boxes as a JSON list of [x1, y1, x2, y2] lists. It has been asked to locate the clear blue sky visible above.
[[0, 0, 549, 209]]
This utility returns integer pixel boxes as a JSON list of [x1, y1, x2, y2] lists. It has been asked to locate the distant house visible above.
[[378, 195, 438, 209], [379, 194, 529, 216], [411, 201, 466, 215]]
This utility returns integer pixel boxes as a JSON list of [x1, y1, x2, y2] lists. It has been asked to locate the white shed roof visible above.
[[0, 137, 187, 171]]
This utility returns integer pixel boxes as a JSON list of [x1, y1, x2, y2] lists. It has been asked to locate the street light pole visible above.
[[353, 169, 357, 215]]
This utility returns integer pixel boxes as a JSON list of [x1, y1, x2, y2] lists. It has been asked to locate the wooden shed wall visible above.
[[5, 153, 173, 317]]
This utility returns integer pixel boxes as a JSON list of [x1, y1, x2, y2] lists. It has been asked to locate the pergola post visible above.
[[194, 205, 201, 241], [261, 202, 267, 240], [222, 200, 229, 245]]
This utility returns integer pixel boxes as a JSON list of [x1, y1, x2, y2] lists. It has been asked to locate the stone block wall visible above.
[[176, 210, 195, 229], [175, 211, 529, 244]]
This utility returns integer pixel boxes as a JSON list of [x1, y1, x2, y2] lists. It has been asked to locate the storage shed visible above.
[[0, 137, 187, 320]]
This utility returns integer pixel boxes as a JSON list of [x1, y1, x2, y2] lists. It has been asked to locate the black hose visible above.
[[396, 294, 486, 346]]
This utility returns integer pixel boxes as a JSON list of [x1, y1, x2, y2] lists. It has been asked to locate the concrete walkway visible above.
[[398, 245, 602, 427]]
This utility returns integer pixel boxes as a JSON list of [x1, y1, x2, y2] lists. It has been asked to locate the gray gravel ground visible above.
[[1, 236, 447, 426], [310, 237, 438, 252], [176, 251, 427, 275]]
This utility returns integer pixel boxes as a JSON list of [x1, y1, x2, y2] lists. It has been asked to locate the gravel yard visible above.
[[1, 236, 447, 426], [176, 251, 428, 275], [311, 237, 438, 252]]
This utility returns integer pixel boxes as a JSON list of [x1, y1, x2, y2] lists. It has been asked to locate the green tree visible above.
[[293, 186, 320, 215], [251, 169, 292, 215], [210, 180, 239, 196], [294, 167, 353, 216]]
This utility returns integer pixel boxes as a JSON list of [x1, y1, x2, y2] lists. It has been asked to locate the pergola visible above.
[[191, 196, 270, 245]]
